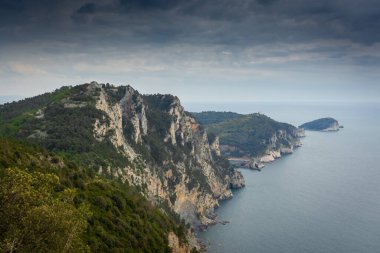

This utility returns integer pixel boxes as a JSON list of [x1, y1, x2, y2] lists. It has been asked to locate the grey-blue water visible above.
[[185, 102, 380, 253]]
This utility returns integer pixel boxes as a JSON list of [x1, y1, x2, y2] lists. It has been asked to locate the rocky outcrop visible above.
[[92, 82, 137, 158], [120, 86, 148, 143], [229, 127, 305, 170], [228, 170, 245, 188], [210, 136, 221, 156], [89, 82, 244, 230], [168, 232, 199, 253]]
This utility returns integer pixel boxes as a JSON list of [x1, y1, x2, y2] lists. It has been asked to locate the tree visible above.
[[0, 168, 89, 253]]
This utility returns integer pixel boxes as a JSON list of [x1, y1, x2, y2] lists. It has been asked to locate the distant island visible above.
[[299, 117, 343, 131]]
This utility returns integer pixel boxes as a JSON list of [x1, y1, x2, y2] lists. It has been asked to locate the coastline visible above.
[[228, 142, 303, 171], [197, 138, 304, 251]]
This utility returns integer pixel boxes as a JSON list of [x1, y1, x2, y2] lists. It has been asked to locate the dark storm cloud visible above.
[[1, 0, 380, 69], [256, 0, 278, 6], [77, 3, 96, 14], [1, 0, 379, 46], [119, 0, 181, 10], [0, 0, 24, 11]]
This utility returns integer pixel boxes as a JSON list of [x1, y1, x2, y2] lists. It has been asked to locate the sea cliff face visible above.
[[91, 82, 245, 228]]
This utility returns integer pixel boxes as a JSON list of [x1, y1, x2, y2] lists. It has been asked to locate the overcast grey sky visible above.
[[0, 0, 379, 102]]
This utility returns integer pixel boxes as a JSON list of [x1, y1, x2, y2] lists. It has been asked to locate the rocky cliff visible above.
[[0, 82, 248, 251], [91, 82, 244, 228], [0, 81, 244, 232]]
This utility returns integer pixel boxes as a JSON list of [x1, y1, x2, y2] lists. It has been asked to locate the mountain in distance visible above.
[[299, 117, 342, 131], [192, 111, 305, 169]]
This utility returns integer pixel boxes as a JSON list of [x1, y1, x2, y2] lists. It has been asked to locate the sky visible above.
[[0, 0, 379, 103]]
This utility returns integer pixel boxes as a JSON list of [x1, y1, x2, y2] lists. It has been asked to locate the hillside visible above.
[[192, 112, 304, 166], [0, 139, 193, 252], [0, 82, 244, 234]]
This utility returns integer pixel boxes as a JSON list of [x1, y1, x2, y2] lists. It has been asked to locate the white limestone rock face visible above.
[[260, 150, 281, 163], [90, 83, 244, 230], [93, 84, 136, 158], [120, 86, 148, 144], [210, 136, 221, 156], [168, 231, 199, 253]]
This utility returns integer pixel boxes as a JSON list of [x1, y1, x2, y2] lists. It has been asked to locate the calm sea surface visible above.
[[185, 102, 380, 253]]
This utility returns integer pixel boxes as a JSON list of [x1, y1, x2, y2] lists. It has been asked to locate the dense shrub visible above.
[[0, 139, 190, 252]]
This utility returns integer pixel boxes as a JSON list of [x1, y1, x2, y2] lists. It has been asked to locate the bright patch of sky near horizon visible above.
[[0, 0, 379, 103]]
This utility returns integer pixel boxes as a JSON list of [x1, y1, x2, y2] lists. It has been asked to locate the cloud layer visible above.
[[0, 0, 379, 102]]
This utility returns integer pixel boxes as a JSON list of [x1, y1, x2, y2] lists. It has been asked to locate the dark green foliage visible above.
[[191, 111, 242, 125], [194, 112, 298, 157], [0, 167, 90, 253], [0, 139, 189, 252], [299, 117, 338, 130], [22, 104, 103, 151], [78, 180, 174, 252]]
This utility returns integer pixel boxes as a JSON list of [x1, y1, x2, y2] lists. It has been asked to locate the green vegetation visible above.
[[0, 139, 190, 252], [0, 86, 72, 137], [192, 111, 242, 125], [0, 84, 130, 169], [0, 84, 240, 252], [0, 167, 89, 253], [193, 112, 299, 157]]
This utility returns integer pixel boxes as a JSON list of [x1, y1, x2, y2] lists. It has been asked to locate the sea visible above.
[[184, 101, 380, 253]]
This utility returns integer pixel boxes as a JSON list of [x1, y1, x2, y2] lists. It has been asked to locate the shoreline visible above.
[[228, 144, 302, 171], [197, 143, 304, 251]]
